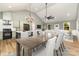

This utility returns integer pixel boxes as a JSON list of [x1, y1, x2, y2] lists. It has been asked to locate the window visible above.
[[48, 25, 51, 30], [37, 25, 41, 29], [64, 22, 70, 30]]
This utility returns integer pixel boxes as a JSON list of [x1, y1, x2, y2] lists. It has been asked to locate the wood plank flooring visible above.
[[0, 39, 16, 56], [0, 39, 79, 56], [64, 41, 79, 56]]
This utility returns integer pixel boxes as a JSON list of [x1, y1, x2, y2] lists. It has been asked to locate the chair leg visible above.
[[56, 50, 59, 56], [59, 47, 62, 56], [61, 44, 64, 52], [54, 50, 58, 56], [62, 42, 65, 49], [54, 50, 56, 56], [42, 42, 46, 48], [33, 48, 35, 52]]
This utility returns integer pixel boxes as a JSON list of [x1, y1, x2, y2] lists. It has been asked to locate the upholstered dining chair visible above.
[[53, 32, 64, 56], [72, 30, 78, 42], [60, 31, 65, 52], [32, 37, 57, 56]]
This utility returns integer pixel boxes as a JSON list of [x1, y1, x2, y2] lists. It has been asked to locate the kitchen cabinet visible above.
[[3, 12, 12, 20]]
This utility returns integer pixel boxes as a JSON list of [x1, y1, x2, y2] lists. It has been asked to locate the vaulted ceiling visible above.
[[0, 3, 78, 23], [37, 3, 78, 23], [0, 3, 55, 12]]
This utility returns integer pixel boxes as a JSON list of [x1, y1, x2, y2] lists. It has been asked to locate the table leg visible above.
[[28, 48, 32, 56], [16, 42, 20, 56], [23, 48, 32, 56]]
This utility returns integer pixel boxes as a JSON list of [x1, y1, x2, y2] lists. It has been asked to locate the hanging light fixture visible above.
[[45, 3, 55, 20], [26, 3, 33, 23], [45, 3, 48, 29]]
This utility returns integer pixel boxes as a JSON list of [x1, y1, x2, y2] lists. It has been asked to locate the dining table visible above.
[[16, 36, 48, 56]]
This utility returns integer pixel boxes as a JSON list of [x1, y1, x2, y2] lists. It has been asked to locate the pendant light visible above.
[[26, 3, 33, 23]]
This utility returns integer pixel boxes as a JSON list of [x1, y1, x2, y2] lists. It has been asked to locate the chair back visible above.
[[21, 31, 29, 38], [55, 32, 63, 50]]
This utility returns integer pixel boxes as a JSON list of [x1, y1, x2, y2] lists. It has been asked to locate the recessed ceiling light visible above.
[[8, 6, 12, 8]]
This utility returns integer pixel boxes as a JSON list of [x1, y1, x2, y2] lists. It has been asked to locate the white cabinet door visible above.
[[3, 12, 12, 20]]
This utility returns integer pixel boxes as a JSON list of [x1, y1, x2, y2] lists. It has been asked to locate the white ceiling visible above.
[[0, 3, 78, 23], [0, 3, 55, 12], [37, 3, 78, 23]]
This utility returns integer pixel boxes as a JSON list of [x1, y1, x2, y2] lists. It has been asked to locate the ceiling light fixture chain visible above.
[[45, 3, 48, 22]]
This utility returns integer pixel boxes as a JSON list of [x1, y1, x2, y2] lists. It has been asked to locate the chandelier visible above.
[[26, 15, 33, 23], [26, 3, 33, 23]]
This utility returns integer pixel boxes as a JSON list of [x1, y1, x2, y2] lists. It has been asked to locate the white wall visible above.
[[12, 11, 43, 31], [46, 20, 76, 30], [76, 4, 79, 30], [3, 12, 12, 20], [0, 11, 44, 31]]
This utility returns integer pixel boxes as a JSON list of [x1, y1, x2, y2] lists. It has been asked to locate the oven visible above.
[[3, 29, 12, 40]]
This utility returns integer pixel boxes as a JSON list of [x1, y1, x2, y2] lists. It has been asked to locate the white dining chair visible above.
[[53, 32, 64, 56], [32, 37, 57, 56], [72, 30, 78, 42], [60, 31, 65, 52]]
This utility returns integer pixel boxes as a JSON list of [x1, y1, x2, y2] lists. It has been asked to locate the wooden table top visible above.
[[16, 36, 48, 49]]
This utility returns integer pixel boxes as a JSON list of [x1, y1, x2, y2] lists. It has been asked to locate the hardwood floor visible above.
[[0, 39, 79, 56], [0, 39, 16, 56], [64, 41, 79, 56]]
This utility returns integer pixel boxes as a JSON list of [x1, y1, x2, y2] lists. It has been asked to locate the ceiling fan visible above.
[[45, 3, 55, 20], [45, 16, 55, 20]]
